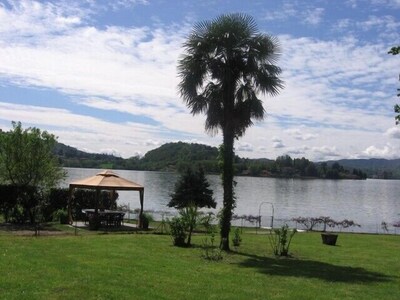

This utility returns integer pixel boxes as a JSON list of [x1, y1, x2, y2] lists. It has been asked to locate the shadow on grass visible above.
[[235, 251, 395, 284]]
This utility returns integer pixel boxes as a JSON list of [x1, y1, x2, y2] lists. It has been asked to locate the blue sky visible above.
[[0, 0, 399, 161]]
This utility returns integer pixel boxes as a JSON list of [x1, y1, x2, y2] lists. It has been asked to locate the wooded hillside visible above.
[[53, 141, 396, 179]]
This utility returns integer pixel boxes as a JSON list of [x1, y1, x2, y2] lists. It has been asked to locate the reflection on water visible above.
[[63, 168, 400, 234]]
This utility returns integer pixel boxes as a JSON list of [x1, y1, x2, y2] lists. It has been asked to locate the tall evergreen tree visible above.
[[168, 167, 215, 209], [169, 167, 215, 246]]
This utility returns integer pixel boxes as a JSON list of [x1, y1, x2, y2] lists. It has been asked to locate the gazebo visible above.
[[68, 170, 145, 228]]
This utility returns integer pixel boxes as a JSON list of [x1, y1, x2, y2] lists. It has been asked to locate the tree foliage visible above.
[[388, 46, 400, 55], [266, 155, 367, 179], [56, 141, 394, 178], [169, 167, 215, 209], [388, 46, 400, 124], [178, 13, 283, 250], [0, 122, 65, 189], [169, 167, 215, 246]]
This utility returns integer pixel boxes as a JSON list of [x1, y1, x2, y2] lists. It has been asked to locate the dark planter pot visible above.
[[321, 233, 338, 246]]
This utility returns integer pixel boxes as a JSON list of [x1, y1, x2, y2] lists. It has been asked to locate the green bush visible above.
[[169, 217, 187, 247], [53, 209, 69, 224], [140, 212, 153, 229], [232, 227, 242, 249], [0, 184, 41, 223], [202, 229, 223, 261], [268, 224, 297, 256]]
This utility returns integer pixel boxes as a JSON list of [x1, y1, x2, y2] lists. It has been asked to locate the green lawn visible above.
[[0, 226, 399, 299]]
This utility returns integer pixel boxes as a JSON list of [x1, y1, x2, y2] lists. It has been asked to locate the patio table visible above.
[[83, 209, 125, 227]]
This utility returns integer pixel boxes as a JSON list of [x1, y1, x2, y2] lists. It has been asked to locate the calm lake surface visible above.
[[63, 168, 400, 234]]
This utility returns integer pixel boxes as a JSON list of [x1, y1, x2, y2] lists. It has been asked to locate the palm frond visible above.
[[178, 13, 283, 136]]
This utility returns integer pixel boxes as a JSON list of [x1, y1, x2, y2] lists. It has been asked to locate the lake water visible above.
[[62, 168, 400, 234]]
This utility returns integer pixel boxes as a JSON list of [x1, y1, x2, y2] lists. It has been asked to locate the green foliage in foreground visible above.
[[0, 229, 399, 299], [0, 121, 65, 189]]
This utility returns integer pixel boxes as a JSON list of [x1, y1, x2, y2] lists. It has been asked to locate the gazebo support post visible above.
[[138, 190, 144, 229], [92, 189, 101, 229], [111, 190, 116, 209], [68, 187, 74, 225]]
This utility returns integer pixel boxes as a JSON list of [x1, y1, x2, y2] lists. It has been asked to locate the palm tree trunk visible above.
[[219, 76, 236, 251], [220, 126, 235, 251]]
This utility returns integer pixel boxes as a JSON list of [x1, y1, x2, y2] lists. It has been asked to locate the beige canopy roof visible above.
[[68, 170, 145, 228], [69, 170, 144, 191]]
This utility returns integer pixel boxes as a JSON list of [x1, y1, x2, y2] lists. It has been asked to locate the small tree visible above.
[[0, 122, 65, 223], [0, 122, 65, 189], [318, 216, 337, 232], [169, 167, 216, 246], [291, 216, 321, 231]]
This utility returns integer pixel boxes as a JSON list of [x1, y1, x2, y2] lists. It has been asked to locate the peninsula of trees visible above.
[[52, 141, 390, 180]]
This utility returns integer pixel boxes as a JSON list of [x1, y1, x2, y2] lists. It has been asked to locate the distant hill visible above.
[[54, 141, 400, 179], [140, 142, 220, 172], [327, 159, 400, 179], [54, 141, 220, 172], [54, 142, 128, 169]]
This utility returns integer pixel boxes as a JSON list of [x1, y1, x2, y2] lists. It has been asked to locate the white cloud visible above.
[[237, 142, 254, 152], [285, 146, 308, 156], [144, 139, 162, 146], [263, 2, 297, 21], [304, 8, 324, 25], [271, 137, 285, 149], [335, 18, 351, 30], [311, 146, 341, 161], [385, 127, 400, 139], [109, 0, 149, 11], [285, 128, 318, 141], [371, 0, 400, 8], [346, 0, 358, 8], [0, 0, 398, 161], [362, 143, 398, 158], [0, 101, 175, 157], [100, 148, 122, 157]]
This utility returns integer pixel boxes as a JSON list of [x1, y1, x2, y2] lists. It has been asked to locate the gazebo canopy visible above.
[[68, 170, 145, 228], [69, 170, 144, 191]]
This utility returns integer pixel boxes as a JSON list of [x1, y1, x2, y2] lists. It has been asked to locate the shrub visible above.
[[202, 229, 223, 261], [232, 227, 242, 250], [169, 217, 187, 247], [199, 212, 215, 234], [53, 209, 69, 224], [179, 205, 198, 246], [140, 212, 153, 229], [268, 224, 297, 257]]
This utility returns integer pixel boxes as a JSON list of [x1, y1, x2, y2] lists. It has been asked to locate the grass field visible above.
[[0, 225, 399, 299]]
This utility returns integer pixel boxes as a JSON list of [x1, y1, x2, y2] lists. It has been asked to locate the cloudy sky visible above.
[[0, 0, 399, 161]]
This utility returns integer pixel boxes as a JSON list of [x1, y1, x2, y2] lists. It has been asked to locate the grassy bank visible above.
[[0, 227, 399, 299]]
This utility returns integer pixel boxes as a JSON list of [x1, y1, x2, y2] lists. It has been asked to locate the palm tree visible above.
[[178, 13, 283, 250], [389, 47, 400, 124]]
